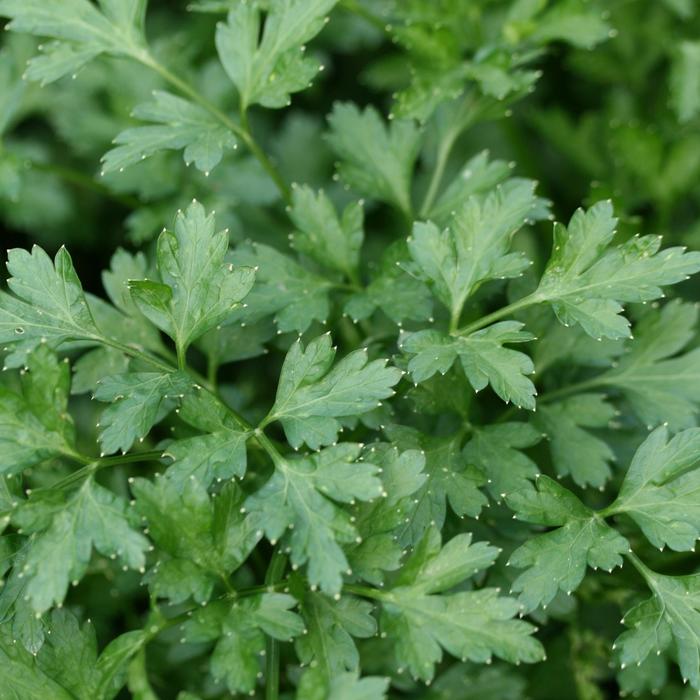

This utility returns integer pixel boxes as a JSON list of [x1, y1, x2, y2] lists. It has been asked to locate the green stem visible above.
[[453, 294, 542, 336], [240, 108, 292, 205], [265, 548, 288, 700], [419, 130, 458, 218], [624, 551, 657, 590], [176, 343, 186, 372], [100, 338, 174, 374], [137, 52, 291, 205], [343, 583, 387, 602], [536, 376, 609, 405]]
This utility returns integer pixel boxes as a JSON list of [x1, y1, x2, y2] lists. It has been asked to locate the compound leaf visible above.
[[129, 201, 255, 353], [102, 91, 238, 175], [327, 103, 421, 216], [266, 334, 402, 449], [507, 476, 629, 611]]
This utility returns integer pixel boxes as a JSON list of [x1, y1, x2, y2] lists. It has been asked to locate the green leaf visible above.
[[215, 0, 337, 110], [607, 427, 700, 552], [344, 241, 433, 324], [671, 41, 700, 123], [94, 371, 192, 455], [266, 334, 402, 449], [378, 527, 544, 681], [408, 179, 544, 322], [0, 623, 75, 700], [184, 593, 304, 694], [424, 664, 527, 700], [133, 478, 259, 601], [615, 568, 700, 690], [129, 201, 255, 353], [346, 445, 426, 582], [246, 443, 383, 594], [102, 91, 238, 175], [0, 345, 78, 475], [0, 244, 100, 367], [288, 184, 364, 278], [528, 2, 612, 49], [10, 477, 149, 614], [598, 300, 700, 430], [534, 394, 616, 488], [401, 322, 537, 409], [297, 670, 390, 700], [326, 103, 421, 215], [0, 0, 147, 84], [231, 241, 332, 332], [163, 429, 249, 487], [535, 201, 700, 339], [384, 427, 486, 546], [35, 610, 101, 699], [296, 592, 377, 680], [507, 476, 629, 611], [462, 422, 542, 500], [427, 150, 514, 223]]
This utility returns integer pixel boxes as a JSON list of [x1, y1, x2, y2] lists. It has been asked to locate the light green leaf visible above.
[[102, 91, 238, 175], [379, 527, 544, 681], [215, 0, 337, 110], [507, 476, 629, 611], [266, 334, 402, 449], [0, 0, 147, 84], [0, 244, 100, 367], [535, 201, 700, 339], [428, 150, 514, 223], [0, 345, 78, 476], [246, 443, 383, 594], [401, 322, 536, 409], [93, 371, 192, 454], [289, 185, 364, 278], [408, 180, 543, 323], [327, 103, 421, 215], [10, 477, 149, 614], [671, 41, 700, 123], [129, 201, 255, 353], [534, 394, 616, 488], [607, 427, 700, 552], [529, 2, 612, 49]]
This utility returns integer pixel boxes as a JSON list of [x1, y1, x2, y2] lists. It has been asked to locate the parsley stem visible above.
[[420, 129, 459, 218], [624, 551, 657, 590], [535, 377, 609, 404], [265, 548, 288, 700], [137, 51, 291, 205], [240, 108, 292, 205], [453, 293, 541, 336], [343, 583, 387, 602]]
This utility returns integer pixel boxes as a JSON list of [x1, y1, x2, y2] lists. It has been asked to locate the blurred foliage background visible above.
[[1, 1, 700, 698]]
